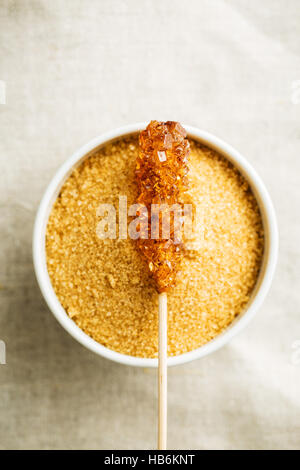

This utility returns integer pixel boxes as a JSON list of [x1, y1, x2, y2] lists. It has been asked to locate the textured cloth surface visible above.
[[0, 0, 299, 450]]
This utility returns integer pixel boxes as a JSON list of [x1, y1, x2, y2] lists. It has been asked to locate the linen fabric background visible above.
[[0, 0, 299, 449]]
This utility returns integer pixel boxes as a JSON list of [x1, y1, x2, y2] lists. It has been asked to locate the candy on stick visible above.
[[135, 120, 191, 450], [136, 120, 190, 292]]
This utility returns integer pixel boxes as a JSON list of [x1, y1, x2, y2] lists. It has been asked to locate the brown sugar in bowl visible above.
[[33, 123, 278, 367]]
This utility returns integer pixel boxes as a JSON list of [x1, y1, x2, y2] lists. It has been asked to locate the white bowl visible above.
[[33, 123, 278, 367]]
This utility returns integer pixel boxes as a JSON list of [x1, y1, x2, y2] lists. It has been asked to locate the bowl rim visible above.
[[33, 122, 278, 367]]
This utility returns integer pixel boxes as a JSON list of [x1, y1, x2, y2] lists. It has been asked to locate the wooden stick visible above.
[[158, 292, 167, 450]]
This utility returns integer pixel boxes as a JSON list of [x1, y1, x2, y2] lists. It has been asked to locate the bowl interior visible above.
[[33, 124, 278, 367]]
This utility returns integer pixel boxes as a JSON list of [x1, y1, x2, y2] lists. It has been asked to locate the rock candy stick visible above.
[[136, 120, 190, 293], [135, 121, 191, 450]]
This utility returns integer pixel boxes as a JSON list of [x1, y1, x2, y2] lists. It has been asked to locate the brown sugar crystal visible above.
[[46, 135, 264, 358], [136, 121, 190, 293]]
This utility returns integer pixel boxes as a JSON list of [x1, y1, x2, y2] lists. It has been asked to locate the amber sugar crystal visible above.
[[136, 121, 190, 292]]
